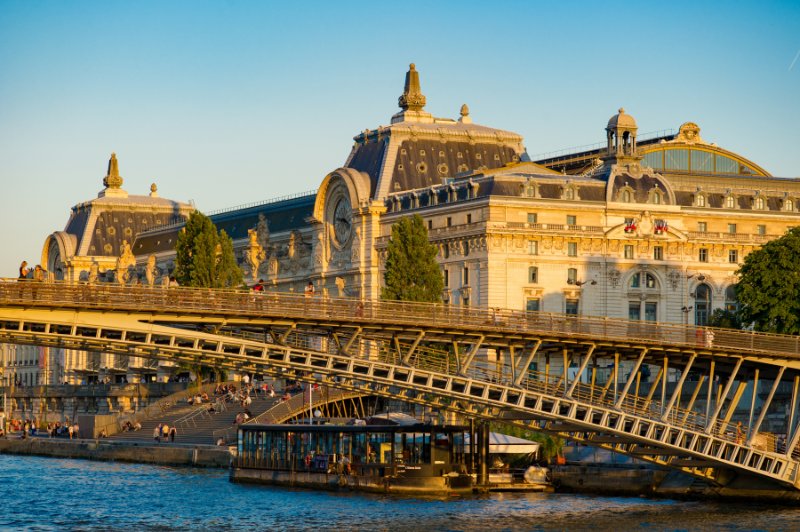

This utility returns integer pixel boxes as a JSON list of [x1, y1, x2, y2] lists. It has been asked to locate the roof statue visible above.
[[103, 152, 124, 189], [459, 104, 472, 124], [150, 183, 159, 197], [398, 63, 426, 112]]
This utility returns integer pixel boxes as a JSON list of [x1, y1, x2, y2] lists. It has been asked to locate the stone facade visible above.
[[5, 64, 799, 386]]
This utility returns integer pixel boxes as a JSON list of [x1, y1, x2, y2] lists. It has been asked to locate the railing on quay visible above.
[[2, 279, 800, 361]]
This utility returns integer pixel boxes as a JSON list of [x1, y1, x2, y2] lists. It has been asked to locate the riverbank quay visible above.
[[0, 436, 232, 468]]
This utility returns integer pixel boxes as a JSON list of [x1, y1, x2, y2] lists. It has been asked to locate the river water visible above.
[[1, 455, 799, 531]]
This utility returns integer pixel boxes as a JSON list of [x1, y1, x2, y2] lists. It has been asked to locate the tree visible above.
[[174, 211, 244, 289], [736, 227, 800, 334], [707, 308, 742, 330], [381, 214, 444, 302]]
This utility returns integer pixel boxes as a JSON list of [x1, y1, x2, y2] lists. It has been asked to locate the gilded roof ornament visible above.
[[150, 183, 159, 197], [398, 63, 426, 111], [103, 152, 124, 189]]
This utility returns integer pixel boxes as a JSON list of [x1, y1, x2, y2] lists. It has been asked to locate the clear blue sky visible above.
[[1, 0, 798, 276]]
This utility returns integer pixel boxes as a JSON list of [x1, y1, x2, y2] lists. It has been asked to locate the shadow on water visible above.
[[1, 455, 799, 531]]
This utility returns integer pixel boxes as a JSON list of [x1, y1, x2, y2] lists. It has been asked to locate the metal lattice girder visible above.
[[3, 283, 800, 488]]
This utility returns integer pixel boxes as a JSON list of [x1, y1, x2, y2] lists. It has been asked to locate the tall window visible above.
[[564, 187, 576, 200], [725, 195, 736, 209], [446, 217, 452, 227], [695, 284, 712, 325], [566, 215, 577, 226], [629, 301, 658, 321], [754, 196, 766, 210], [443, 268, 449, 287], [466, 214, 472, 224], [567, 268, 577, 284], [786, 199, 795, 212], [621, 189, 632, 203], [624, 245, 634, 259], [728, 250, 738, 263], [728, 223, 737, 234], [757, 224, 766, 236], [725, 285, 738, 312], [427, 220, 433, 230], [528, 241, 538, 255], [699, 248, 709, 262], [528, 266, 538, 284], [653, 246, 663, 261], [568, 242, 577, 257], [463, 266, 469, 285], [527, 213, 538, 224], [698, 222, 707, 233]]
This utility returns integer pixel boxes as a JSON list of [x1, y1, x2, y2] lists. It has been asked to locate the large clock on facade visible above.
[[333, 196, 352, 246]]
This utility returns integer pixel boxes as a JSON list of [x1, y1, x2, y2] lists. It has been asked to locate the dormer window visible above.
[[754, 196, 766, 210], [650, 188, 663, 205], [695, 194, 706, 207], [785, 198, 795, 212], [564, 186, 577, 200], [724, 195, 736, 209]]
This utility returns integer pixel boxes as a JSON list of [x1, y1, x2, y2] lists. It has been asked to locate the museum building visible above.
[[7, 63, 800, 385]]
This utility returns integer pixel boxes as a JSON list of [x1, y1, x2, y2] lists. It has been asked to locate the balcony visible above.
[[687, 231, 775, 244]]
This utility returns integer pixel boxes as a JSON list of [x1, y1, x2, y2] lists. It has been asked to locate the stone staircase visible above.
[[108, 390, 282, 446]]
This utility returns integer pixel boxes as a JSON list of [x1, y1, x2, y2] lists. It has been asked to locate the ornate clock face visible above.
[[333, 196, 352, 246]]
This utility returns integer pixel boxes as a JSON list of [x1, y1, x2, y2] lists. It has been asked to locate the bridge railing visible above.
[[3, 278, 798, 361]]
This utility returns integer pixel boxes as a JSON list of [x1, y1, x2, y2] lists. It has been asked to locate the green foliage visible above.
[[707, 308, 742, 330], [490, 422, 564, 462], [174, 211, 244, 289], [381, 214, 444, 302], [736, 227, 800, 334]]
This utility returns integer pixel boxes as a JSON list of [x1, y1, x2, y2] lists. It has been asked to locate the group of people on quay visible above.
[[153, 423, 177, 443], [3, 418, 82, 439]]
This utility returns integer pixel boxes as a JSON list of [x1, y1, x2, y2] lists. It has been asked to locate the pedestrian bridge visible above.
[[2, 279, 800, 491]]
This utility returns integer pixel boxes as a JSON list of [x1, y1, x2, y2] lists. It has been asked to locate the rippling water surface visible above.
[[2, 455, 799, 531]]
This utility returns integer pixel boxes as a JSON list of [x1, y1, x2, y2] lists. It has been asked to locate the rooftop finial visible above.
[[398, 63, 426, 111], [459, 103, 472, 124], [150, 183, 159, 197], [103, 152, 123, 189]]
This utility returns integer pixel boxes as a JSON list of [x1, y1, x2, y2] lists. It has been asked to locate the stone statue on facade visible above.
[[87, 263, 99, 285], [144, 254, 158, 286], [247, 228, 266, 281], [116, 240, 136, 284], [335, 276, 346, 297]]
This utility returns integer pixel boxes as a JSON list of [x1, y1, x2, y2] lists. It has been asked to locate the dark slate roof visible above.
[[210, 194, 316, 240], [89, 210, 186, 257], [133, 194, 316, 257], [346, 140, 386, 197], [387, 140, 519, 193]]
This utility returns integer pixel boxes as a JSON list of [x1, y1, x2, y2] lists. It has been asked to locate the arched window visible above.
[[621, 189, 632, 203], [754, 196, 766, 210], [694, 283, 712, 326], [651, 189, 663, 205], [629, 272, 658, 289], [696, 194, 706, 207], [528, 266, 538, 284], [785, 198, 795, 212], [724, 195, 736, 209], [564, 187, 577, 200]]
